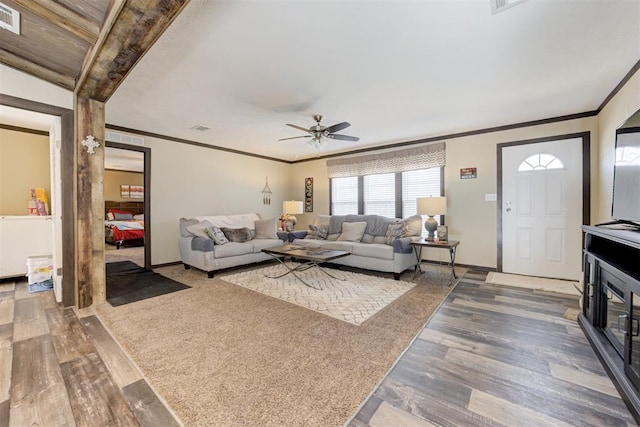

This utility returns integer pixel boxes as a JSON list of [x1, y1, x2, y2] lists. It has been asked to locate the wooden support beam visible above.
[[76, 0, 190, 102], [11, 0, 100, 44], [75, 97, 105, 308], [0, 48, 75, 90]]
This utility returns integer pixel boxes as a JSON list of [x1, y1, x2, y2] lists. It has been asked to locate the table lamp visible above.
[[417, 196, 447, 241], [283, 200, 303, 231]]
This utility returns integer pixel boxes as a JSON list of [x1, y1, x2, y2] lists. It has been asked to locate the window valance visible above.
[[326, 142, 445, 178]]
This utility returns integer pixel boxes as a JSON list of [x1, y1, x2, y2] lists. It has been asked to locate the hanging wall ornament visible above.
[[261, 177, 272, 205], [81, 135, 100, 154]]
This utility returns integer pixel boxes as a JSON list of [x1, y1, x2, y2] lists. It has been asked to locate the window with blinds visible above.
[[331, 176, 358, 215], [402, 168, 442, 236], [363, 173, 396, 217]]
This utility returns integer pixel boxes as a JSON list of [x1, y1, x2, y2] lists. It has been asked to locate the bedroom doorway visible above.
[[104, 142, 151, 270]]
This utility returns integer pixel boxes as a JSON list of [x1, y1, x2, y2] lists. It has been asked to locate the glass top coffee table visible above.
[[262, 244, 350, 289]]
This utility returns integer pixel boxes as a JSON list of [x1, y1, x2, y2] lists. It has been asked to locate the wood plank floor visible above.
[[349, 270, 638, 426], [0, 279, 180, 427]]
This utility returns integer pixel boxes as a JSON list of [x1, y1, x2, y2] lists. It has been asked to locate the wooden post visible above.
[[75, 97, 106, 307]]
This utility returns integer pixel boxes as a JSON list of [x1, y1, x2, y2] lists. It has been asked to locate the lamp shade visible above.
[[283, 200, 303, 215], [417, 196, 447, 216]]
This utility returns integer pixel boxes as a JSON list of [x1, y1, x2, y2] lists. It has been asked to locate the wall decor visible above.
[[460, 167, 477, 179], [130, 185, 144, 198], [437, 225, 448, 241], [305, 177, 313, 212], [120, 185, 130, 198], [81, 134, 100, 154], [262, 177, 272, 205]]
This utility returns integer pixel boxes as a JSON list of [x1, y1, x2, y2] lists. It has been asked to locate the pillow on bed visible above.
[[220, 227, 253, 243], [133, 214, 144, 221], [106, 213, 115, 221], [114, 212, 134, 220]]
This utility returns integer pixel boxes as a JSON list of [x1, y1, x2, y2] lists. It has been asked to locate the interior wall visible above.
[[104, 170, 144, 202], [290, 116, 598, 269], [0, 128, 52, 215], [595, 69, 640, 224], [118, 133, 292, 265], [0, 65, 73, 109]]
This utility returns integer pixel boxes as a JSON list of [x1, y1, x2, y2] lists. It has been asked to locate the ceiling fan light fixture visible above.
[[279, 114, 359, 149]]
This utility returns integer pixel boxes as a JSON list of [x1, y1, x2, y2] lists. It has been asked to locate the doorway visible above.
[[497, 133, 590, 281], [105, 141, 151, 269]]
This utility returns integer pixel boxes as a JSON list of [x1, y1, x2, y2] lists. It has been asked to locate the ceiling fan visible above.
[[278, 114, 359, 148]]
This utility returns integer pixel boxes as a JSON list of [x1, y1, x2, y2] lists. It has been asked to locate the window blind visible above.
[[331, 176, 358, 215], [402, 168, 442, 236], [364, 173, 396, 217]]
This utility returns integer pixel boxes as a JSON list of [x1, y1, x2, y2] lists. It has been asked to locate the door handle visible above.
[[633, 318, 640, 337], [618, 314, 629, 334]]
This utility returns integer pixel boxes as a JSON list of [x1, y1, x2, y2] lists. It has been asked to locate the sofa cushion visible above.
[[360, 233, 374, 243], [213, 242, 253, 258], [313, 241, 354, 252], [254, 218, 278, 239], [251, 238, 284, 253], [221, 227, 253, 243], [205, 226, 229, 245], [180, 218, 200, 237], [352, 243, 394, 260], [186, 220, 214, 239], [372, 235, 388, 244], [338, 221, 367, 242]]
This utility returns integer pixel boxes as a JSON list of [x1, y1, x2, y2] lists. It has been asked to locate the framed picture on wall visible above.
[[130, 185, 144, 198], [120, 185, 130, 198], [305, 177, 313, 212]]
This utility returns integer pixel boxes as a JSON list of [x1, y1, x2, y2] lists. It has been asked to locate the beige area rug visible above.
[[221, 263, 416, 325], [486, 271, 582, 296], [94, 263, 466, 427]]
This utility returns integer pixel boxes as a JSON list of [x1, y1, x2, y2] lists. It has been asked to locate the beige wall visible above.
[[0, 128, 51, 215], [135, 134, 292, 265], [291, 116, 599, 268], [595, 70, 640, 224], [104, 170, 144, 202], [0, 65, 73, 109]]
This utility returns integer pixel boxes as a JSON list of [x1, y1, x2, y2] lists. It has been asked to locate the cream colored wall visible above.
[[0, 65, 73, 109], [290, 116, 598, 268], [104, 170, 144, 202], [134, 134, 291, 265], [0, 128, 51, 215], [595, 70, 640, 224]]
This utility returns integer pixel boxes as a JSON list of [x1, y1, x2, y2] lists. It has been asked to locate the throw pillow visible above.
[[254, 218, 277, 239], [385, 222, 406, 245], [404, 214, 423, 237], [307, 224, 328, 240], [114, 212, 134, 220], [205, 226, 229, 245], [186, 220, 214, 239], [179, 218, 200, 237], [221, 227, 253, 243], [337, 221, 367, 242]]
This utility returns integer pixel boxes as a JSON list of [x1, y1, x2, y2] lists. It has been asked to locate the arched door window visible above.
[[517, 153, 564, 172]]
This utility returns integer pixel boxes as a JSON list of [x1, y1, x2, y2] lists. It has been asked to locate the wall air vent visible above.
[[0, 2, 20, 35], [105, 131, 145, 146], [490, 0, 527, 15]]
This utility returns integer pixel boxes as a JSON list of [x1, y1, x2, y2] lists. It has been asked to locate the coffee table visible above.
[[262, 244, 350, 289]]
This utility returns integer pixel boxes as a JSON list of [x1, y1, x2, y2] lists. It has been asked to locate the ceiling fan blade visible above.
[[324, 121, 351, 134], [286, 124, 312, 133], [327, 134, 359, 142], [278, 135, 312, 141]]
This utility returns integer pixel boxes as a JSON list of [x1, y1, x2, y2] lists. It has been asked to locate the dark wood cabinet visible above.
[[580, 225, 640, 423]]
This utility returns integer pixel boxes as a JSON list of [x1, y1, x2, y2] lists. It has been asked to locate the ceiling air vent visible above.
[[0, 2, 20, 35], [490, 0, 527, 15], [190, 124, 210, 132]]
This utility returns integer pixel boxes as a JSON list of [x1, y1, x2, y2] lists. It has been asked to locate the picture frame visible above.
[[120, 185, 130, 198], [437, 225, 448, 241], [305, 177, 313, 212], [130, 185, 144, 199]]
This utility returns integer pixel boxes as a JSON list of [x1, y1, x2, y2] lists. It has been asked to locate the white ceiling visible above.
[[105, 0, 640, 162]]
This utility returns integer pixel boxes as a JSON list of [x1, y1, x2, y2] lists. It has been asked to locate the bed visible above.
[[105, 201, 145, 249]]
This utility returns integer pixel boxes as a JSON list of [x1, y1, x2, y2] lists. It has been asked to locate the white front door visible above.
[[502, 138, 583, 280]]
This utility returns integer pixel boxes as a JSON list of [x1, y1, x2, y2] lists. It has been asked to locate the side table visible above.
[[411, 239, 460, 286]]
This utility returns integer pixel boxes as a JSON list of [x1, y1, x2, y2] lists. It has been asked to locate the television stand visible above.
[[595, 219, 640, 231], [581, 225, 640, 423]]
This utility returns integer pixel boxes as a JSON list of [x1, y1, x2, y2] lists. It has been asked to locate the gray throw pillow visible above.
[[307, 224, 328, 239], [254, 218, 277, 239], [114, 212, 133, 220], [385, 222, 406, 245], [221, 227, 253, 243], [205, 226, 229, 245], [337, 221, 367, 242]]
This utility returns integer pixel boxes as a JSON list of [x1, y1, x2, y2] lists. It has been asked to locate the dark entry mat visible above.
[[106, 261, 191, 307]]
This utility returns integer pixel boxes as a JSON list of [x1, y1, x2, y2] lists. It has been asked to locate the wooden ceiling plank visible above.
[[0, 48, 75, 90], [12, 0, 100, 44], [76, 0, 190, 102]]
